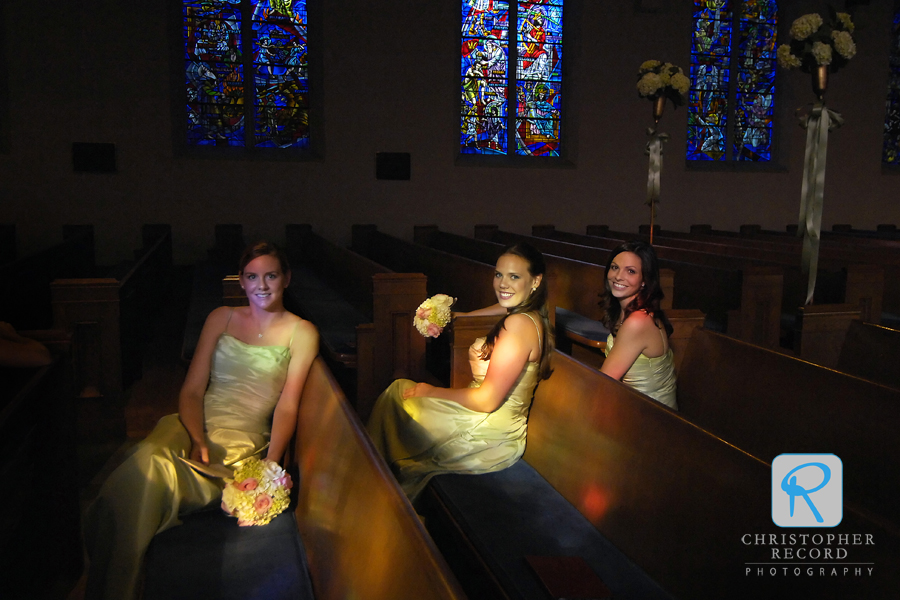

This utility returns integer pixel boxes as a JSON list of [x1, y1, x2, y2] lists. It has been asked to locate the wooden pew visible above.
[[677, 327, 900, 532], [836, 320, 900, 390], [429, 318, 898, 599], [181, 225, 247, 363], [284, 224, 427, 419], [532, 224, 784, 349], [1, 334, 83, 598], [144, 357, 466, 600], [0, 223, 15, 265], [51, 225, 174, 433], [0, 225, 95, 331], [640, 225, 884, 325]]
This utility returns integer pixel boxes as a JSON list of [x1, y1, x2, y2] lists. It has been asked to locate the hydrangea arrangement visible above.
[[777, 9, 856, 73], [413, 294, 454, 338], [221, 457, 292, 526], [636, 60, 690, 109]]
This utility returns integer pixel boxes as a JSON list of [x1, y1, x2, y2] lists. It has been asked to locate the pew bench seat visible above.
[[422, 461, 672, 600], [288, 265, 369, 368], [144, 507, 313, 600]]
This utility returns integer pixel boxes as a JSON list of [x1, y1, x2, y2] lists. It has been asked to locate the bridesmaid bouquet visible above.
[[414, 294, 455, 338], [221, 457, 293, 526]]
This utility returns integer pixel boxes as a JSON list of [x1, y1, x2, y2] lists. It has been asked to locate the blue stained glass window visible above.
[[461, 0, 563, 157], [688, 0, 777, 162], [184, 0, 309, 149], [882, 8, 900, 164]]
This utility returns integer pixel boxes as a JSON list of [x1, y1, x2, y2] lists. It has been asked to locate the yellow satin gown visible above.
[[84, 332, 291, 600], [367, 315, 542, 501], [605, 332, 678, 409]]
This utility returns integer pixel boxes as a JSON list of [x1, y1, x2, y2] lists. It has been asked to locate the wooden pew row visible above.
[[835, 320, 900, 391], [1, 333, 83, 598], [0, 225, 95, 331], [530, 224, 784, 349], [51, 225, 173, 432], [432, 318, 899, 599], [637, 225, 884, 325], [144, 357, 466, 600], [678, 327, 900, 533], [414, 226, 704, 371], [539, 225, 862, 366], [284, 224, 427, 420]]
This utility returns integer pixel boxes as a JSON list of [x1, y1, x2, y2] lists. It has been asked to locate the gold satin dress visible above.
[[84, 333, 290, 600], [367, 331, 541, 501], [605, 332, 678, 409]]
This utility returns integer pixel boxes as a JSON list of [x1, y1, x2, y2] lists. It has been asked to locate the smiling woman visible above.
[[599, 241, 677, 409], [366, 242, 555, 501]]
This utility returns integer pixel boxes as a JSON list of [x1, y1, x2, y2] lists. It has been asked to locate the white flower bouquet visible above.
[[221, 457, 292, 526], [413, 294, 454, 338], [636, 60, 690, 109], [777, 9, 856, 73]]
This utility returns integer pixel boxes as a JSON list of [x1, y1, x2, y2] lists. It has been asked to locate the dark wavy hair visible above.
[[481, 242, 555, 380], [238, 241, 291, 276], [601, 240, 672, 337]]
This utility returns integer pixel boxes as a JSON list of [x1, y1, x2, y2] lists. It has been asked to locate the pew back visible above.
[[677, 328, 900, 530], [294, 358, 466, 600], [837, 320, 900, 389]]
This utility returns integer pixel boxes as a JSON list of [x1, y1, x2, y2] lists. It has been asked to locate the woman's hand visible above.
[[403, 382, 436, 399], [189, 440, 210, 465]]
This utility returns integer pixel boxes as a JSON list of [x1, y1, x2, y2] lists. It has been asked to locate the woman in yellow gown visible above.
[[83, 242, 319, 600], [367, 243, 555, 501], [600, 241, 677, 409]]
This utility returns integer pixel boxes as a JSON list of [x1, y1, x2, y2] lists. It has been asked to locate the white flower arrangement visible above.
[[636, 60, 689, 109], [778, 9, 856, 73], [413, 294, 454, 338]]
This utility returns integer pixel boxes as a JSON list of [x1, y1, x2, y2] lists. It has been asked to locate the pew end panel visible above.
[[845, 263, 884, 324], [837, 320, 900, 389], [294, 358, 466, 600], [793, 303, 861, 368], [448, 315, 504, 388], [665, 308, 705, 373], [739, 266, 784, 348]]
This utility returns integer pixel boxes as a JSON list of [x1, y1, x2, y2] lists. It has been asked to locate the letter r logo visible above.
[[772, 454, 842, 527]]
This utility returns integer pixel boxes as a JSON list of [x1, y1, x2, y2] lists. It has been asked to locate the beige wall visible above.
[[1, 0, 898, 265]]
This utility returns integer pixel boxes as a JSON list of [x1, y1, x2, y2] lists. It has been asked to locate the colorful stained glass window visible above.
[[688, 0, 777, 162], [882, 8, 900, 164], [184, 0, 309, 149], [461, 1, 563, 157]]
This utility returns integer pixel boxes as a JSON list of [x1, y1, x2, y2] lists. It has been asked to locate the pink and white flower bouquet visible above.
[[221, 457, 292, 526], [413, 294, 455, 338]]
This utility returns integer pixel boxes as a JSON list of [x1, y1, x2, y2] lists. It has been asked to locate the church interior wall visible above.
[[1, 0, 897, 265]]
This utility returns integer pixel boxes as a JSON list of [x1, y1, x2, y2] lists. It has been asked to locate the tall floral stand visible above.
[[797, 65, 843, 304], [645, 96, 669, 245]]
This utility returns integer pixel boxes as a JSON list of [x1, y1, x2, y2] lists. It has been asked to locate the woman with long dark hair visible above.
[[367, 242, 554, 500], [600, 240, 677, 409]]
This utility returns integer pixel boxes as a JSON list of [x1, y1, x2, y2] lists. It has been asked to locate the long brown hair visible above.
[[481, 243, 554, 380], [601, 240, 672, 336]]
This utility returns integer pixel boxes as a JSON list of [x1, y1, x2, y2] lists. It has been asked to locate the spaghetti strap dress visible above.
[[605, 326, 677, 409], [83, 310, 296, 600], [366, 313, 543, 501]]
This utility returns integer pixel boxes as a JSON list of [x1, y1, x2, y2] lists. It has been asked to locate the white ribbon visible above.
[[796, 102, 843, 305], [645, 127, 669, 219]]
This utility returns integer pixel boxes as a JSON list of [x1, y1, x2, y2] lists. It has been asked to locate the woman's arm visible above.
[[0, 322, 53, 368], [599, 311, 656, 381], [178, 306, 231, 464], [265, 320, 319, 464], [454, 303, 506, 317], [403, 313, 536, 413]]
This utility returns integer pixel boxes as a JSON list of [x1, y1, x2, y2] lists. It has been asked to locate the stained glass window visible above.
[[184, 0, 309, 149], [882, 8, 900, 164], [688, 0, 777, 162], [461, 1, 564, 157]]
